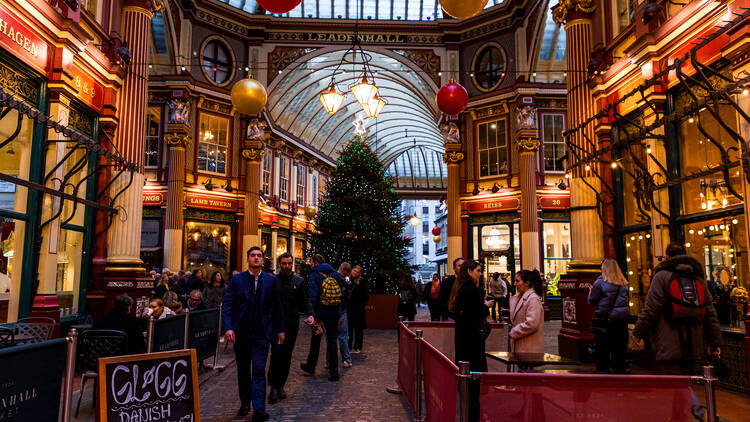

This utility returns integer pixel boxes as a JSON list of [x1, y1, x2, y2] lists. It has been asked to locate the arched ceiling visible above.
[[220, 0, 505, 21], [268, 49, 445, 171]]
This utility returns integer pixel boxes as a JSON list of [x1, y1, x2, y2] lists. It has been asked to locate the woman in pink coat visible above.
[[509, 269, 545, 354]]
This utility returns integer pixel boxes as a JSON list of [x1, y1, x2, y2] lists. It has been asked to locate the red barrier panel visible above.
[[422, 339, 458, 422], [397, 323, 417, 412], [479, 373, 694, 421]]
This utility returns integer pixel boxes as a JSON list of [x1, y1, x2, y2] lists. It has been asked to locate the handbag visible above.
[[479, 319, 492, 340], [707, 351, 730, 380], [591, 285, 624, 335]]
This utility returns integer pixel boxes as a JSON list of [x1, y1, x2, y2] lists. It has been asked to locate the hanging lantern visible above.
[[432, 226, 441, 236], [231, 77, 268, 115], [436, 81, 469, 116], [257, 0, 302, 14], [409, 213, 421, 226], [351, 75, 378, 106], [433, 235, 441, 243], [439, 0, 489, 19], [320, 83, 345, 114], [363, 95, 386, 119]]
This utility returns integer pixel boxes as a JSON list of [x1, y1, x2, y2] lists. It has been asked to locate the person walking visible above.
[[588, 259, 630, 374], [633, 242, 722, 420], [437, 257, 464, 320], [154, 272, 171, 300], [222, 247, 285, 421], [347, 265, 368, 354], [487, 272, 507, 322], [186, 269, 205, 296], [415, 277, 425, 308], [397, 274, 418, 322], [268, 253, 314, 404], [301, 254, 345, 381], [449, 260, 493, 422], [203, 271, 226, 308], [509, 269, 545, 355], [334, 262, 353, 368], [423, 273, 443, 321]]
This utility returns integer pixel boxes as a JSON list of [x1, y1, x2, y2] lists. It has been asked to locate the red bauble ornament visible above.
[[432, 226, 441, 236], [436, 81, 469, 116], [405, 235, 411, 241], [257, 0, 302, 14]]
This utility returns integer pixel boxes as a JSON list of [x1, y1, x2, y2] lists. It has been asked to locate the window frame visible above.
[[295, 163, 306, 206], [199, 36, 236, 87], [476, 117, 509, 179], [611, 0, 635, 37], [278, 155, 290, 202], [145, 105, 161, 169], [540, 112, 567, 174], [262, 149, 273, 197], [471, 42, 507, 93], [196, 112, 230, 176]]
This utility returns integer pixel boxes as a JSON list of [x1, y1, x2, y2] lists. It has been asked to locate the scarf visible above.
[[431, 282, 440, 300]]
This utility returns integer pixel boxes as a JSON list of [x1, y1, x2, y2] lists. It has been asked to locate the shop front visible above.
[[183, 191, 238, 281]]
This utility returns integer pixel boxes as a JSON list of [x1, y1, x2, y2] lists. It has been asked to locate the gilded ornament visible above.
[[551, 0, 596, 25], [443, 151, 465, 164], [164, 133, 190, 148], [516, 138, 540, 152], [242, 147, 264, 161]]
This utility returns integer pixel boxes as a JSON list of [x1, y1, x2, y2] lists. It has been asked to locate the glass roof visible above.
[[221, 0, 504, 21], [268, 49, 445, 185], [387, 147, 446, 189]]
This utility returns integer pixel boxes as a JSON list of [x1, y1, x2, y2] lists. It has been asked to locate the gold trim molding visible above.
[[443, 151, 465, 164], [242, 147, 264, 161], [164, 133, 191, 149], [551, 0, 595, 25], [516, 138, 540, 153]]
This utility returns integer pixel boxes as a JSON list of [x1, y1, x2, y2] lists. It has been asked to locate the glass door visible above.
[[477, 223, 520, 292]]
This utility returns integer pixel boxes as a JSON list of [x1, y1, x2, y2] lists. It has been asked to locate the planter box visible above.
[[365, 293, 399, 329]]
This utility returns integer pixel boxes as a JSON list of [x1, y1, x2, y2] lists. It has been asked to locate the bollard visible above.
[[386, 316, 407, 395], [703, 366, 717, 422], [458, 361, 471, 422], [62, 329, 78, 422], [414, 330, 424, 422], [147, 316, 155, 353], [209, 304, 225, 370], [183, 309, 190, 349]]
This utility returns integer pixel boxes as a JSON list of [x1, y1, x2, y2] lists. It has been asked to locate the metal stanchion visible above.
[[147, 316, 155, 353], [414, 329, 424, 422], [458, 361, 471, 422], [62, 328, 78, 422], [703, 366, 717, 422], [208, 304, 225, 370], [386, 316, 406, 394], [183, 309, 190, 349]]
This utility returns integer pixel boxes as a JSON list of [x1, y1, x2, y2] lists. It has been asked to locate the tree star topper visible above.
[[353, 113, 369, 137]]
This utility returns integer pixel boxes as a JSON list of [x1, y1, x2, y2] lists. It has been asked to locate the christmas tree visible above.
[[308, 124, 410, 294]]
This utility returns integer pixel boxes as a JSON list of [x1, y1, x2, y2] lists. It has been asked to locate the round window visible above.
[[202, 39, 233, 85], [472, 45, 506, 91]]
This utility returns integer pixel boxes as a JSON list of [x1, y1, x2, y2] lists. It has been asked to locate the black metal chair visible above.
[[14, 316, 55, 344], [0, 327, 14, 348], [75, 329, 128, 417]]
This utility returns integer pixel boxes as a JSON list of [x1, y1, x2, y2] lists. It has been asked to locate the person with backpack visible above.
[[332, 262, 353, 368], [397, 274, 418, 321], [588, 259, 630, 374], [301, 254, 345, 381], [633, 242, 722, 420]]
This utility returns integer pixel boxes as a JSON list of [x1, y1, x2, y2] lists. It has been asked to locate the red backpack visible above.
[[667, 272, 707, 322]]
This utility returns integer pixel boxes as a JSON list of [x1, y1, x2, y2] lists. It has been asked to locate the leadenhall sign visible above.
[[305, 33, 406, 43], [0, 4, 49, 73]]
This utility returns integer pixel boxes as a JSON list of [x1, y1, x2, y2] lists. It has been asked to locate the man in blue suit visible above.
[[223, 246, 285, 421]]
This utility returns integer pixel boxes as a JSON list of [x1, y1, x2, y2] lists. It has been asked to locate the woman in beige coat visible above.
[[509, 269, 545, 353]]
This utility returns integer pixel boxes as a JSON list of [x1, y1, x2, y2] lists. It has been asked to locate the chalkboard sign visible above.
[[188, 308, 220, 362], [98, 349, 200, 422], [152, 313, 186, 352], [0, 338, 67, 421]]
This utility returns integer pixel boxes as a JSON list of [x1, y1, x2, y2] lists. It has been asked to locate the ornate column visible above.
[[241, 119, 267, 256], [442, 123, 464, 271], [515, 105, 541, 270], [162, 99, 191, 271], [553, 0, 602, 360]]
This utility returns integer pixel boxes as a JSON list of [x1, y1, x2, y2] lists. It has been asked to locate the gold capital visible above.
[[552, 0, 595, 25], [516, 138, 540, 153], [242, 147, 264, 162], [164, 133, 190, 149], [443, 151, 465, 164]]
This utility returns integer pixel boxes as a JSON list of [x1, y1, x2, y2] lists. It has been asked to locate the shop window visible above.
[[296, 164, 306, 205], [276, 236, 289, 258], [478, 119, 508, 177], [261, 231, 272, 259], [202, 39, 233, 85], [294, 238, 305, 259], [678, 103, 741, 215], [542, 222, 571, 285], [542, 114, 565, 172], [620, 140, 651, 227], [198, 114, 228, 175], [184, 221, 231, 278], [0, 217, 23, 323], [684, 215, 748, 326], [0, 109, 32, 214], [481, 225, 511, 251], [624, 230, 653, 316], [141, 218, 161, 249], [472, 44, 506, 91], [145, 107, 160, 168], [279, 156, 289, 202], [262, 150, 272, 196], [55, 229, 83, 318]]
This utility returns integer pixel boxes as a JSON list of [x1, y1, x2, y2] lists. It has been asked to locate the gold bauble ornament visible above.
[[439, 0, 489, 19], [231, 78, 268, 115], [433, 235, 441, 243]]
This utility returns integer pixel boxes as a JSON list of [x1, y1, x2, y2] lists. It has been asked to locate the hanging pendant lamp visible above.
[[351, 74, 378, 106], [320, 83, 345, 114], [363, 95, 386, 119]]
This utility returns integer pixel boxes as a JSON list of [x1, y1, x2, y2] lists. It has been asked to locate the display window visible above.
[[0, 108, 32, 214], [473, 223, 520, 279], [276, 236, 289, 258], [542, 222, 571, 284], [0, 217, 24, 323], [623, 230, 653, 316], [184, 220, 232, 279], [55, 229, 83, 318]]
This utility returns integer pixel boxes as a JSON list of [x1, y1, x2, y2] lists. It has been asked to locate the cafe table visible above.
[[485, 351, 580, 372]]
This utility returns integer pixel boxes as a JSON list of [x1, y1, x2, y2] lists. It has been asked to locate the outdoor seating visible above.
[[0, 327, 14, 348], [13, 317, 55, 344], [74, 329, 128, 417]]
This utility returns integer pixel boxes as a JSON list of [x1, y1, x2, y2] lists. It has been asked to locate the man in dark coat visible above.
[[268, 253, 313, 403], [633, 242, 722, 420], [222, 247, 285, 421], [436, 257, 464, 320], [93, 294, 146, 354], [186, 269, 205, 295]]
